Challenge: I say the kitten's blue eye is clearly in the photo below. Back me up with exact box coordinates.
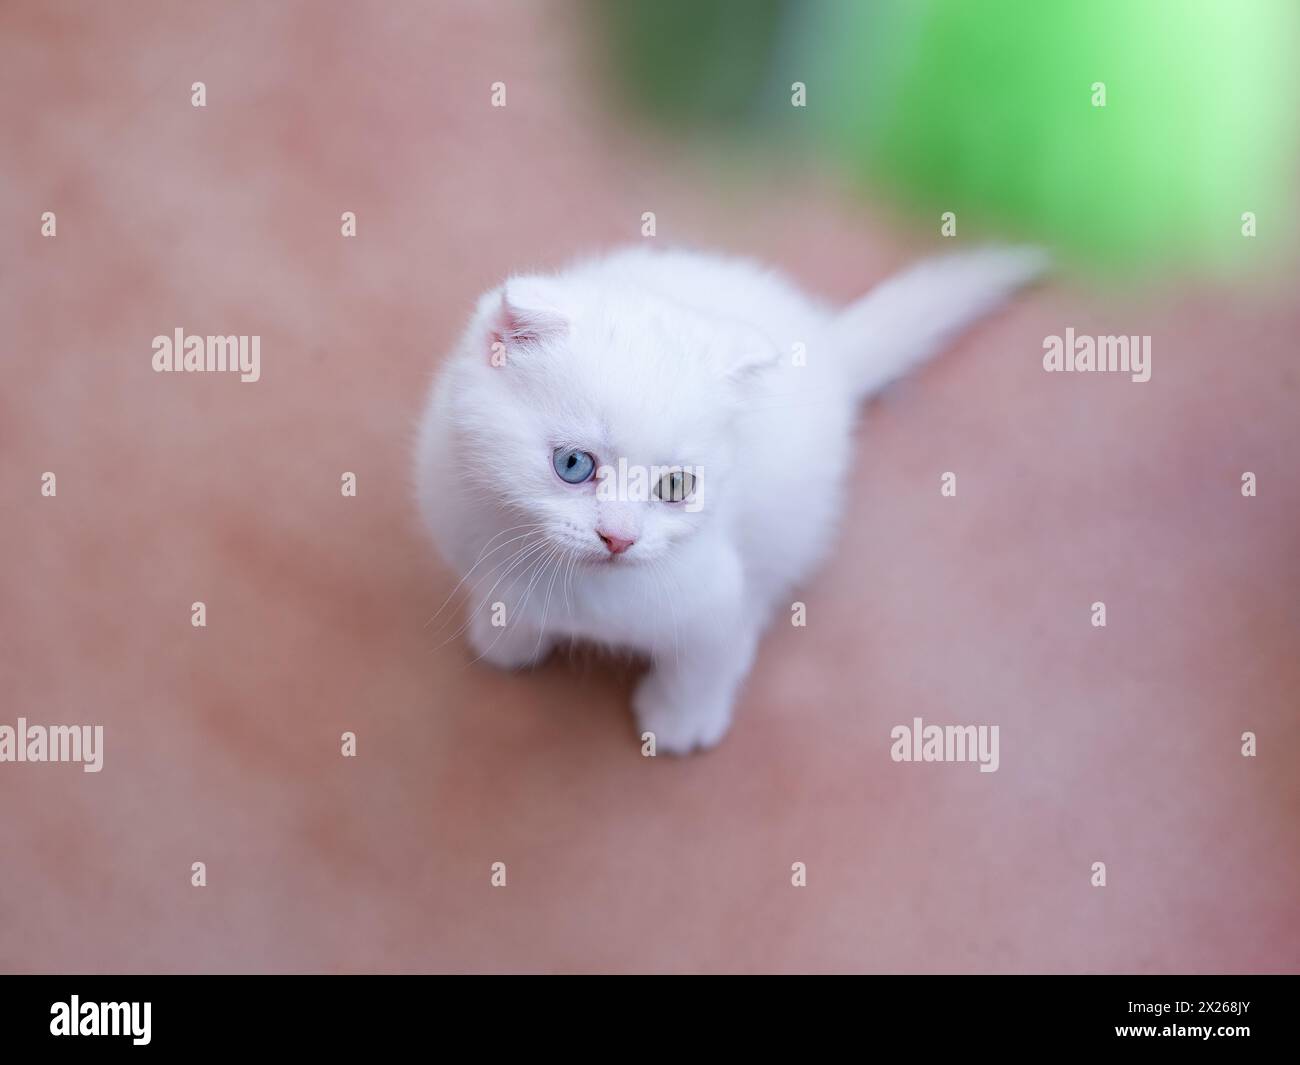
[553,447,596,484]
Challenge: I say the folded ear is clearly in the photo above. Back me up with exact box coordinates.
[715,323,781,382]
[487,279,568,365]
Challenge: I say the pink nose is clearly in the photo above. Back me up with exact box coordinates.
[597,530,635,556]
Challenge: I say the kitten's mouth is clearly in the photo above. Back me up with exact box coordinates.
[554,536,643,565]
[584,548,636,565]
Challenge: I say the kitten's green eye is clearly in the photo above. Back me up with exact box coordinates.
[553,447,596,484]
[654,470,695,503]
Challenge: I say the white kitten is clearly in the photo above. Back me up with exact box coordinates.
[415,245,1044,753]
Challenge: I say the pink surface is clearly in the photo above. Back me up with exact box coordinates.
[1,1,1297,972]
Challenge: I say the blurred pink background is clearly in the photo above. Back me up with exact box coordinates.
[1,1,1297,972]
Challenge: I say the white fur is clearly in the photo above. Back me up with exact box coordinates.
[415,245,1045,753]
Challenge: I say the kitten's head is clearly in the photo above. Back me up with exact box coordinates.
[448,266,777,566]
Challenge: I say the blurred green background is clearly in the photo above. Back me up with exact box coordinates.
[593,0,1299,275]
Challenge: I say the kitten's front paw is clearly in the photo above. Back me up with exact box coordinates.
[633,676,734,755]
[467,610,553,670]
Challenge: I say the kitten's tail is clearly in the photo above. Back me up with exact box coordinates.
[834,246,1048,401]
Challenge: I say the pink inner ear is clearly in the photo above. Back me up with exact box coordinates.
[488,292,566,360]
